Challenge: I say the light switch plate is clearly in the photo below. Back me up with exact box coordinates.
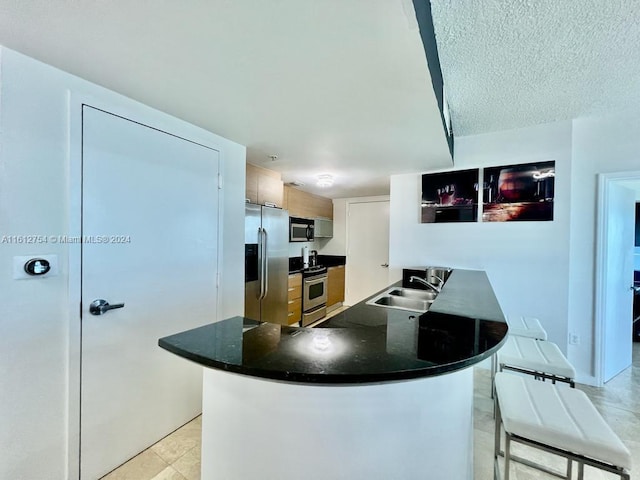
[13,254,59,279]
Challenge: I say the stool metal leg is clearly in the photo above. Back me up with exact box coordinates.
[494,400,501,459]
[504,433,512,480]
[491,354,497,398]
[578,461,584,480]
[494,400,503,480]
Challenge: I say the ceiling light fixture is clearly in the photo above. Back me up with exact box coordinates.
[316,174,334,188]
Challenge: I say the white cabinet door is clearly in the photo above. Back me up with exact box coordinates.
[81,106,219,479]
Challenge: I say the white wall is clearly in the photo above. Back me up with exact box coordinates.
[0,47,245,479]
[390,121,573,364]
[568,113,640,383]
[390,114,640,385]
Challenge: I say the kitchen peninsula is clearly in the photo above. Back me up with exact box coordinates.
[159,269,507,480]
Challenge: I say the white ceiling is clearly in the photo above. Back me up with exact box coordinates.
[0,0,453,198]
[431,0,640,136]
[3,2,635,198]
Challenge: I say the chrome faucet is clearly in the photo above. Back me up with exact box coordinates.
[409,276,441,293]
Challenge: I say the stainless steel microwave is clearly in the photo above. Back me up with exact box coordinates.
[289,217,314,242]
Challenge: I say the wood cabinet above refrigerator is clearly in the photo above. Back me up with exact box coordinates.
[246,163,284,208]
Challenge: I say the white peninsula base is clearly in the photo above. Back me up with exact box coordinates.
[201,367,474,480]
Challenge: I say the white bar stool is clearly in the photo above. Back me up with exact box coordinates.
[505,315,547,340]
[494,372,631,480]
[497,335,576,387]
[490,315,548,397]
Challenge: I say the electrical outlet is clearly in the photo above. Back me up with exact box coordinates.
[569,333,580,345]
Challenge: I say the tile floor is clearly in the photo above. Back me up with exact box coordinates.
[102,416,201,480]
[104,343,640,480]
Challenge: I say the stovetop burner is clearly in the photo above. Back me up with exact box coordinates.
[302,265,327,276]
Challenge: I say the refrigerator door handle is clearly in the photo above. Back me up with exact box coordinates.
[257,227,265,300]
[262,228,269,299]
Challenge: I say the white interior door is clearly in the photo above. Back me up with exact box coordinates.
[81,106,219,479]
[602,182,635,382]
[346,201,390,305]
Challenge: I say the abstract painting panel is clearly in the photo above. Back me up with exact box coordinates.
[421,169,479,223]
[482,161,555,222]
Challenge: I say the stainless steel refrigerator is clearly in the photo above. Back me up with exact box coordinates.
[244,204,289,324]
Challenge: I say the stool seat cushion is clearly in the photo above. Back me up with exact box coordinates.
[495,373,632,470]
[498,336,576,379]
[505,315,547,340]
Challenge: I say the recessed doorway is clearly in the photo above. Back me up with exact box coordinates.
[596,171,640,384]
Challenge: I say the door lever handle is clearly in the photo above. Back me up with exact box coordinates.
[89,299,125,316]
[381,263,389,268]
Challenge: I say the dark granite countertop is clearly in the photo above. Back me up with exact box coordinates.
[158,269,508,384]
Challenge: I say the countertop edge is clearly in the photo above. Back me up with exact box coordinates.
[158,336,506,385]
[159,268,508,384]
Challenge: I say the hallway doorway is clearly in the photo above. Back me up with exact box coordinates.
[596,171,640,384]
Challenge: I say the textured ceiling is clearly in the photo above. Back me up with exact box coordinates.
[0,0,452,198]
[431,0,640,136]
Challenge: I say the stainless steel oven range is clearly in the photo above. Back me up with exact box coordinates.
[302,265,327,326]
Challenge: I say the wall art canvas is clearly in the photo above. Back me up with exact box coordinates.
[421,169,479,223]
[482,161,555,222]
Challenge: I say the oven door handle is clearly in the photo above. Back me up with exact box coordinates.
[304,276,326,285]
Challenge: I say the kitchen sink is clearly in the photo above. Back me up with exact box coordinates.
[387,288,437,302]
[366,287,436,313]
[374,296,431,311]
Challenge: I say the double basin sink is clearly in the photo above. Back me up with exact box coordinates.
[366,287,438,313]
[365,267,451,314]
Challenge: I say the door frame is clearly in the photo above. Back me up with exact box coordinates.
[595,170,640,386]
[66,93,225,479]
